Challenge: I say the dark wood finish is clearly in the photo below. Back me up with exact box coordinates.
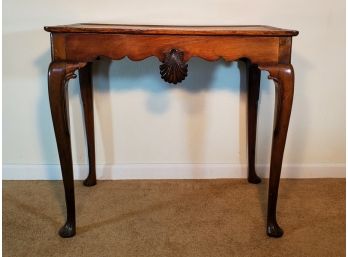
[44,24,299,36]
[247,63,261,184]
[259,64,295,237]
[48,61,87,237]
[79,63,97,186]
[51,34,281,63]
[278,37,293,64]
[160,49,188,84]
[45,24,298,238]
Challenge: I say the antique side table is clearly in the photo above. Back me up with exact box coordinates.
[44,24,299,238]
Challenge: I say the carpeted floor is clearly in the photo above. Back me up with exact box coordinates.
[3,179,345,257]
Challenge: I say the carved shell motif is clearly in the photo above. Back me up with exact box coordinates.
[159,49,188,84]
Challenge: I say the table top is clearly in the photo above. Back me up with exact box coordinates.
[44,23,299,36]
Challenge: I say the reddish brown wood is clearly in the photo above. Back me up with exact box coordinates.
[48,61,87,237]
[278,37,293,64]
[50,33,66,60]
[44,24,299,36]
[258,64,295,237]
[79,63,96,186]
[52,34,281,63]
[45,24,298,238]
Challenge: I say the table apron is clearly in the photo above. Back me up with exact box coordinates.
[51,33,290,64]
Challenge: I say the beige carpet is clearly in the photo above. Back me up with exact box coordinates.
[3,179,345,257]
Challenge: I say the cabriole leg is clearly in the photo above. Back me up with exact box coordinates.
[259,64,294,238]
[247,63,262,184]
[79,63,97,187]
[48,61,86,238]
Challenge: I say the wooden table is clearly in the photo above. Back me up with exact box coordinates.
[44,24,299,238]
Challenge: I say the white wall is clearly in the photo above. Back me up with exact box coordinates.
[3,0,345,179]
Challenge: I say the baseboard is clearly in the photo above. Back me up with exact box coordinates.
[2,163,345,180]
